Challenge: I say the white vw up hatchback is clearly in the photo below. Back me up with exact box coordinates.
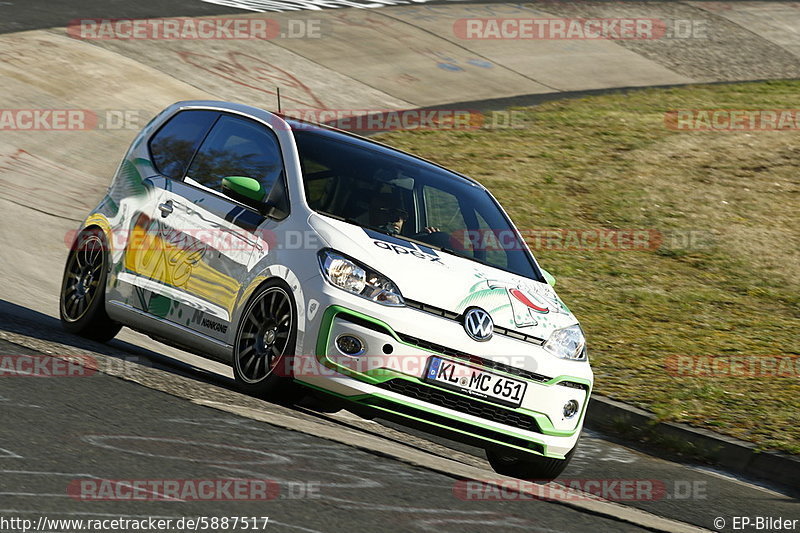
[60,101,592,480]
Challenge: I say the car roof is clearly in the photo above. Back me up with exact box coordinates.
[279,116,488,191]
[168,100,488,191]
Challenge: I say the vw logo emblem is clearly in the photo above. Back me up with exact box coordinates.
[463,307,493,341]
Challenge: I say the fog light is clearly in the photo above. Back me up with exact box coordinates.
[336,334,364,356]
[563,400,579,419]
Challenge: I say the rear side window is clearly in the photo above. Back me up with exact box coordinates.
[186,115,284,194]
[148,110,218,180]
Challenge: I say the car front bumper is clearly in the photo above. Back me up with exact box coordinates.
[294,281,593,459]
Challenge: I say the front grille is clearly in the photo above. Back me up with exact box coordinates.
[396,332,551,383]
[336,314,551,383]
[404,299,460,320]
[376,378,541,433]
[395,332,471,358]
[364,397,545,455]
[404,298,546,345]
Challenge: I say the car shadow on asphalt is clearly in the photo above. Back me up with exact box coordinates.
[0,298,234,389]
[0,298,353,416]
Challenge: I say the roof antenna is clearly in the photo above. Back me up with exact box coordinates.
[276,87,282,113]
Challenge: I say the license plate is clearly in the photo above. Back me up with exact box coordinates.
[424,356,527,408]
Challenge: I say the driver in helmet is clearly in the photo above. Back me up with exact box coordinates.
[369,192,439,236]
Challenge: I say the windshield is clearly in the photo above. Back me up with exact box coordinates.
[294,128,541,280]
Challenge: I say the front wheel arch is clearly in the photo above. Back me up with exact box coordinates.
[231,277,303,402]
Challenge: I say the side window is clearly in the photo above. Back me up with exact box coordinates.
[185,115,284,196]
[148,110,218,180]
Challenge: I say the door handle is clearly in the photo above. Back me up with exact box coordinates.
[158,201,174,218]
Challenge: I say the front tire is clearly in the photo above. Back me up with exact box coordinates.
[232,280,301,402]
[486,443,577,481]
[59,227,121,342]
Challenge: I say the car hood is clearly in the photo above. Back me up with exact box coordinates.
[309,213,579,339]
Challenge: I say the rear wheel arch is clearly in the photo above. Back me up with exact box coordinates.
[59,225,121,342]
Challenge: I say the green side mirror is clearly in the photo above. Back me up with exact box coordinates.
[222,175,289,220]
[221,176,271,214]
[222,176,265,202]
[541,268,556,286]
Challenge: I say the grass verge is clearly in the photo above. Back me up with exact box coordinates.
[375,81,800,454]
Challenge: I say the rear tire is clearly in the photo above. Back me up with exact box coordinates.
[59,227,121,342]
[486,443,577,481]
[232,280,302,403]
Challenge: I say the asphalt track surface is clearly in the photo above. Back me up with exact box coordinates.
[1,338,652,533]
[1,303,798,533]
[0,1,798,532]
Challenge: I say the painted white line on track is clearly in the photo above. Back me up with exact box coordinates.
[0,470,94,477]
[198,399,711,533]
[687,465,795,499]
[0,447,22,458]
[0,493,75,497]
[202,0,441,13]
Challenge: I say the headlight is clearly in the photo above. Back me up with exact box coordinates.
[544,325,587,361]
[318,250,404,306]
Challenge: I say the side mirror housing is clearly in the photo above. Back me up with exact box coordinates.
[221,176,274,216]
